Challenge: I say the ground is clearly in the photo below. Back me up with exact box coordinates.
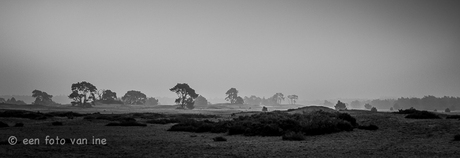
[1,105,460,157]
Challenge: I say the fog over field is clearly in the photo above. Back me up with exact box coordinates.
[1,0,459,101]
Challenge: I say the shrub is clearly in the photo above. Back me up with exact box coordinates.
[0,110,51,120]
[396,107,419,114]
[14,122,24,127]
[405,111,441,119]
[47,111,85,117]
[370,107,377,112]
[0,121,9,128]
[52,121,63,126]
[213,136,227,142]
[282,131,305,141]
[106,121,147,126]
[168,110,357,137]
[358,124,378,130]
[147,118,181,124]
[454,134,460,141]
[446,115,460,119]
[445,108,451,113]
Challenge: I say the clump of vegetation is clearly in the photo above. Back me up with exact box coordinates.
[106,121,147,127]
[0,121,9,128]
[52,121,63,126]
[454,134,460,141]
[147,118,183,124]
[14,122,24,127]
[395,107,419,114]
[0,110,50,120]
[370,107,377,112]
[357,124,378,130]
[47,111,86,117]
[445,108,451,113]
[405,111,441,119]
[282,131,305,141]
[169,110,356,137]
[83,114,136,122]
[446,115,460,119]
[213,136,227,142]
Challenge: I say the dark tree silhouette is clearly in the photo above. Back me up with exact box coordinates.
[364,103,372,109]
[225,88,239,104]
[0,98,5,103]
[287,95,298,104]
[68,81,97,107]
[32,90,54,105]
[122,90,147,105]
[335,100,347,110]
[170,83,198,109]
[145,97,159,105]
[195,95,209,106]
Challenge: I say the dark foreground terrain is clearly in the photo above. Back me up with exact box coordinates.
[1,107,460,158]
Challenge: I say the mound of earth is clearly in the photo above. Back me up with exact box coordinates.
[287,105,336,114]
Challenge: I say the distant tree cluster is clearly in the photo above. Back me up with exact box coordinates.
[243,93,295,106]
[32,90,58,105]
[0,97,26,105]
[335,101,347,110]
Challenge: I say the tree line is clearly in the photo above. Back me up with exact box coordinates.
[347,95,460,111]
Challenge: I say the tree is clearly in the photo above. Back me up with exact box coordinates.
[390,107,394,111]
[371,107,377,112]
[170,83,198,109]
[68,81,97,107]
[235,96,244,104]
[272,93,285,104]
[32,90,54,105]
[335,100,347,110]
[0,98,4,103]
[145,97,159,105]
[194,95,209,106]
[287,95,298,104]
[122,90,147,105]
[225,88,239,104]
[364,103,372,109]
[101,90,117,101]
[262,106,268,112]
[445,108,451,113]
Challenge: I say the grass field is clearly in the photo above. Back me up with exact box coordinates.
[1,104,460,157]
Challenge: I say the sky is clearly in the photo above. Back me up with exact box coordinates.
[1,0,459,101]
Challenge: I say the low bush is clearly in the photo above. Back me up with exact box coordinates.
[454,134,460,141]
[357,124,378,130]
[52,121,63,126]
[0,110,51,120]
[282,131,305,141]
[146,118,185,124]
[213,136,227,142]
[0,121,9,128]
[106,121,147,127]
[168,110,357,137]
[445,108,451,113]
[14,122,24,127]
[370,107,377,112]
[446,115,460,119]
[396,107,419,114]
[47,111,86,117]
[405,111,441,119]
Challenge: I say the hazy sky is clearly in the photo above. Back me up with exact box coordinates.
[1,0,459,100]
